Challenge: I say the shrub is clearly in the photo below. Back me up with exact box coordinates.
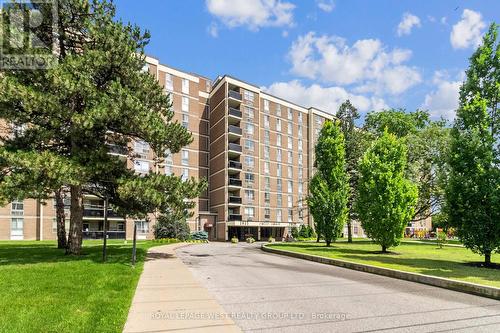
[190,231,208,241]
[231,236,239,244]
[154,215,191,241]
[268,236,275,243]
[291,227,299,238]
[246,237,255,243]
[299,225,309,238]
[436,229,447,249]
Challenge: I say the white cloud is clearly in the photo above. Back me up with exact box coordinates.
[422,71,462,120]
[207,22,218,37]
[397,12,421,36]
[288,32,421,95]
[450,9,485,49]
[264,80,388,114]
[440,16,447,25]
[317,0,335,13]
[206,0,295,31]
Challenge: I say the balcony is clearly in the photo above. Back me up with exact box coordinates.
[228,178,242,187]
[228,214,243,221]
[228,160,242,169]
[83,208,122,218]
[229,107,242,120]
[228,90,242,101]
[83,230,126,240]
[228,196,242,205]
[107,143,128,156]
[228,125,242,136]
[228,143,242,158]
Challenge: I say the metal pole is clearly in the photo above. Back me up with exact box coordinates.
[102,196,108,262]
[132,222,137,266]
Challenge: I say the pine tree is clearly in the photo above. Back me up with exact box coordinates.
[356,131,418,252]
[308,121,349,246]
[0,0,204,254]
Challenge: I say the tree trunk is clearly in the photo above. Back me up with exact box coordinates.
[66,185,84,255]
[485,251,492,266]
[347,220,352,243]
[316,234,320,243]
[55,188,67,249]
[326,239,331,247]
[381,245,387,253]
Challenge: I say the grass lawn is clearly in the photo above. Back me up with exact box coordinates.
[0,240,167,333]
[268,240,500,288]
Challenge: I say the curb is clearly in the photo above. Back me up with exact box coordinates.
[261,244,500,301]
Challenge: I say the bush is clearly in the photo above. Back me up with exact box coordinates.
[246,237,255,243]
[231,236,239,244]
[190,231,208,241]
[154,215,191,241]
[436,229,447,249]
[291,227,299,238]
[268,237,275,243]
[299,225,309,238]
[152,238,180,244]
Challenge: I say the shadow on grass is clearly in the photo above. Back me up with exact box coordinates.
[0,242,149,266]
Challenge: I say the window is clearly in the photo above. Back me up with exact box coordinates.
[135,220,149,234]
[264,130,270,145]
[11,218,23,239]
[165,73,173,91]
[298,182,303,195]
[298,112,303,124]
[298,139,303,151]
[264,161,270,174]
[277,149,282,162]
[276,104,281,117]
[134,160,149,174]
[142,64,149,73]
[287,151,293,163]
[264,146,270,160]
[245,156,255,168]
[245,173,255,184]
[246,123,254,135]
[315,115,322,126]
[277,194,282,207]
[181,149,189,166]
[277,164,282,177]
[264,99,270,112]
[276,210,282,222]
[288,136,293,149]
[244,90,254,103]
[206,80,211,92]
[134,140,149,156]
[265,177,271,190]
[165,165,173,176]
[288,209,293,222]
[264,192,270,204]
[276,119,281,131]
[165,149,173,165]
[265,208,270,219]
[288,108,293,120]
[298,125,303,138]
[245,139,254,152]
[277,179,282,192]
[11,200,24,216]
[288,122,293,135]
[287,166,293,178]
[288,180,293,193]
[182,96,189,112]
[298,153,303,166]
[298,168,303,179]
[264,115,270,128]
[245,106,254,119]
[182,78,189,94]
[245,190,255,202]
[245,207,255,218]
[181,168,189,181]
[182,114,189,129]
[288,195,293,208]
[276,134,282,147]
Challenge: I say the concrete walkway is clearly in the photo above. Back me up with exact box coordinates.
[123,243,241,333]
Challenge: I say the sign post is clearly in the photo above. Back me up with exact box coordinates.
[132,222,137,266]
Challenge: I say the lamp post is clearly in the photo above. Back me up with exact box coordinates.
[102,195,108,262]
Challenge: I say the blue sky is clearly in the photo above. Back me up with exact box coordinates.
[114,0,500,120]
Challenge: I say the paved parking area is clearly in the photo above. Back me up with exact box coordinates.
[177,242,500,333]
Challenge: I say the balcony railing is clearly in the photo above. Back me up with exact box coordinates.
[107,143,128,156]
[82,231,126,240]
[229,107,242,118]
[228,214,243,221]
[228,143,242,153]
[228,161,242,169]
[228,178,242,187]
[228,90,242,101]
[228,196,242,204]
[228,125,242,136]
[83,208,122,218]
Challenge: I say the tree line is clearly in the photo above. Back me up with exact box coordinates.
[309,23,499,266]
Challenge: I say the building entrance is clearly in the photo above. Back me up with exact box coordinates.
[227,226,258,241]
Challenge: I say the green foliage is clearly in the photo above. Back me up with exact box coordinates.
[191,231,208,241]
[308,121,350,246]
[0,0,205,254]
[299,225,309,238]
[246,237,255,244]
[153,214,191,241]
[436,230,447,249]
[446,24,500,266]
[231,237,239,244]
[356,131,418,252]
[291,227,299,238]
[364,109,429,138]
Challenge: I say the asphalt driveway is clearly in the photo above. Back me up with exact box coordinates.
[176,242,500,333]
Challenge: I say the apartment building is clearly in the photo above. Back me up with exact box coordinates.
[0,55,345,242]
